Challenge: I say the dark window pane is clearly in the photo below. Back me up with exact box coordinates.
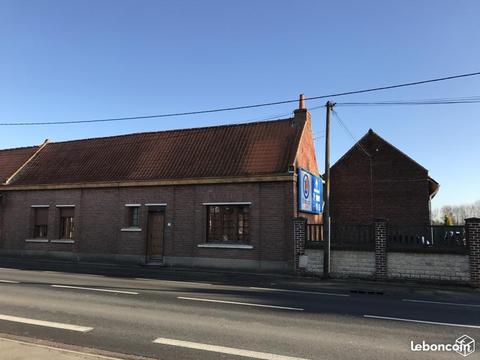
[33,208,48,238]
[129,207,140,227]
[59,208,74,239]
[206,205,250,243]
[35,208,48,225]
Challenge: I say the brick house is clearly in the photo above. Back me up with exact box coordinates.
[330,129,439,226]
[0,104,320,272]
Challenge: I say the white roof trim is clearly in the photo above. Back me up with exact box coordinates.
[145,203,167,206]
[125,204,141,207]
[30,205,50,208]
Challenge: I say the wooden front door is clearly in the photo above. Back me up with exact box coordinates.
[147,211,164,261]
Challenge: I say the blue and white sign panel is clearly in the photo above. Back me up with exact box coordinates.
[298,168,323,214]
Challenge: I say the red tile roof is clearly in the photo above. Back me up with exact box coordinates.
[5,118,305,186]
[0,146,39,184]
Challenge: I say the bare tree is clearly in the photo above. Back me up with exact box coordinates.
[432,200,480,225]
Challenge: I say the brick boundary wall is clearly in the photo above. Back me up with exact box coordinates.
[466,217,480,288]
[293,217,307,272]
[374,218,387,280]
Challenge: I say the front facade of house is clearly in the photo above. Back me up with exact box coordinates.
[330,129,439,226]
[0,106,320,272]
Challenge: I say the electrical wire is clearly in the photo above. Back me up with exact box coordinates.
[2,71,480,126]
[332,110,371,157]
[336,95,480,107]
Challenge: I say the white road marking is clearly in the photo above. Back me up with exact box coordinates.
[0,280,20,284]
[51,285,138,295]
[249,287,349,297]
[153,337,310,360]
[364,315,480,329]
[402,298,480,308]
[0,314,93,332]
[0,336,124,360]
[178,296,304,311]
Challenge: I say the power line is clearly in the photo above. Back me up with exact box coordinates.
[2,71,480,126]
[332,110,371,157]
[336,95,480,106]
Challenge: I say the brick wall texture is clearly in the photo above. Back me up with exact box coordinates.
[374,220,387,279]
[0,181,298,270]
[330,130,434,226]
[466,218,480,287]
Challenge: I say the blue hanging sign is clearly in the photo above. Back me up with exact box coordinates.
[298,168,323,214]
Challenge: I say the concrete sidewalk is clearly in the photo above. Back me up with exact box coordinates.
[0,337,146,360]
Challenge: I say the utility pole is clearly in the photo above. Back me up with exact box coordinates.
[323,101,334,278]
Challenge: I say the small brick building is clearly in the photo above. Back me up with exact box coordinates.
[330,129,439,226]
[0,105,320,272]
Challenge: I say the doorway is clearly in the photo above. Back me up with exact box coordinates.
[146,210,165,262]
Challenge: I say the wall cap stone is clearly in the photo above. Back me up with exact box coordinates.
[465,217,480,223]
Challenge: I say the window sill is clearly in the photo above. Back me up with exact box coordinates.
[197,243,253,249]
[51,239,75,244]
[25,239,49,243]
[121,228,142,232]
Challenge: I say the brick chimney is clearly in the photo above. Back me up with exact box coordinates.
[292,93,311,128]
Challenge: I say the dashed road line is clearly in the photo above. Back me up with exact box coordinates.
[402,298,480,308]
[364,315,480,329]
[153,337,310,360]
[178,296,304,311]
[51,284,138,295]
[249,287,349,297]
[0,314,93,332]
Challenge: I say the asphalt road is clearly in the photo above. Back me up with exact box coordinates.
[0,264,479,360]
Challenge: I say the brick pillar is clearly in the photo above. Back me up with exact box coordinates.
[293,217,307,271]
[466,217,480,288]
[374,218,388,280]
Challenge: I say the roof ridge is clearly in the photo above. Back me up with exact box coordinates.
[48,117,294,146]
[0,145,39,153]
[331,129,429,173]
[366,129,428,172]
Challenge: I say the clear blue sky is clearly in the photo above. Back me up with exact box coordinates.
[1,0,479,208]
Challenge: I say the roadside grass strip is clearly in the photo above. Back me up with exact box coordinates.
[153,337,310,360]
[177,296,304,311]
[364,315,480,329]
[51,284,138,295]
[0,314,93,332]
